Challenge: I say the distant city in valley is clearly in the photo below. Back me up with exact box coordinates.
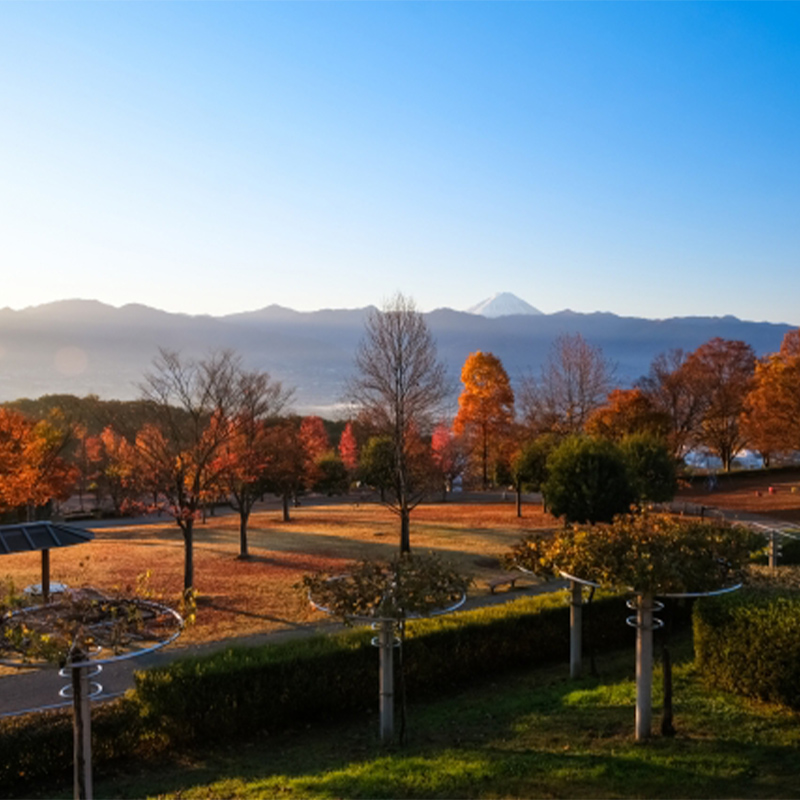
[0,294,795,414]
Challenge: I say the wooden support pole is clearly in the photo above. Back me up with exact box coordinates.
[635,594,654,741]
[71,657,93,800]
[569,580,583,679]
[379,620,395,743]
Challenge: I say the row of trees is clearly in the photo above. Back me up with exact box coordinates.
[449,329,800,493]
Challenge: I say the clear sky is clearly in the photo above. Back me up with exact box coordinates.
[1,2,798,324]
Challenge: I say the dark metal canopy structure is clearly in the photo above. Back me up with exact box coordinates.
[0,521,94,602]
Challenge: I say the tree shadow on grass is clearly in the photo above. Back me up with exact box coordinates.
[86,643,800,800]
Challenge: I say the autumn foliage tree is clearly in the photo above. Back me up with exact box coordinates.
[0,408,78,520]
[299,416,330,489]
[741,328,800,464]
[683,338,755,471]
[215,371,291,558]
[91,426,139,515]
[638,349,706,459]
[585,388,670,442]
[261,418,307,522]
[453,351,515,489]
[431,423,467,499]
[135,349,263,592]
[338,421,359,473]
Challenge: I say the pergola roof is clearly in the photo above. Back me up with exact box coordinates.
[0,521,94,555]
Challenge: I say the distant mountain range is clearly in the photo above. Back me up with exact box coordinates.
[0,298,795,415]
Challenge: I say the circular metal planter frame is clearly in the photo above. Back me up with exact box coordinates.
[1,598,184,671]
[1,596,183,800]
[309,581,467,743]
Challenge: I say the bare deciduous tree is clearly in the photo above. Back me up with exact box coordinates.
[521,333,615,436]
[349,294,448,553]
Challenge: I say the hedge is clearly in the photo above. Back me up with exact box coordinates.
[0,590,692,795]
[694,589,800,708]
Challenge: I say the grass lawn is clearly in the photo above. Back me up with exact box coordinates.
[81,633,800,799]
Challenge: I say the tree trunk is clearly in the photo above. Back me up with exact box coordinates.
[238,510,250,559]
[282,493,291,522]
[516,479,522,518]
[182,519,194,593]
[400,508,411,554]
[41,549,51,605]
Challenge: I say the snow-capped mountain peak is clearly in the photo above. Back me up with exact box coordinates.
[466,292,543,318]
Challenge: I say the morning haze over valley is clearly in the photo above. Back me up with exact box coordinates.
[0,292,793,413]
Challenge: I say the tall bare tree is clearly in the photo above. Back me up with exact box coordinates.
[521,333,614,436]
[349,294,448,553]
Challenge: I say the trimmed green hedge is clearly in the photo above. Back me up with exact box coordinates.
[694,589,800,708]
[0,590,691,795]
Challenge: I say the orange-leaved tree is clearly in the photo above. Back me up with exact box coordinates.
[261,417,307,522]
[214,371,292,558]
[683,338,755,471]
[0,408,77,520]
[134,349,253,593]
[338,421,359,473]
[299,415,330,490]
[92,426,140,515]
[585,388,670,442]
[431,423,467,499]
[741,328,800,464]
[453,351,515,489]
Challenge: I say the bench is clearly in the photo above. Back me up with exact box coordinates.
[487,574,520,594]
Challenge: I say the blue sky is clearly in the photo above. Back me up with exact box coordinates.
[1,2,798,324]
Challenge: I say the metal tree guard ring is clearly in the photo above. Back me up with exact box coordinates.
[59,663,104,701]
[626,597,665,630]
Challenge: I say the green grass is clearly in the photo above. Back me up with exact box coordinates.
[76,633,800,800]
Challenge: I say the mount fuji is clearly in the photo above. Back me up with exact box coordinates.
[466,292,543,317]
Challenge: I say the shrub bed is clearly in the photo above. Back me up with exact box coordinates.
[694,589,800,708]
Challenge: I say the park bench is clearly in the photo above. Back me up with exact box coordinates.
[487,573,521,594]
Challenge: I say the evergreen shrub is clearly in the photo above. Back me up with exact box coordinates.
[694,589,800,708]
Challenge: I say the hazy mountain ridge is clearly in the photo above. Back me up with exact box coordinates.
[0,300,794,414]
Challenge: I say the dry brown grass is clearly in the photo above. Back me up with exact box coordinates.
[7,468,795,658]
[1,500,556,649]
[679,467,800,523]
